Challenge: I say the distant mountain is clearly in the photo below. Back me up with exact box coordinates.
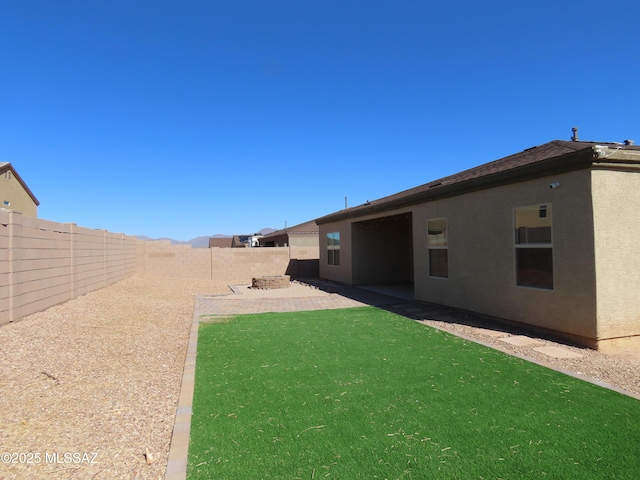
[136,235,220,248]
[186,236,215,248]
[136,228,277,248]
[136,235,190,245]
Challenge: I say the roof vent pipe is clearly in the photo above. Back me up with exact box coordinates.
[571,127,579,142]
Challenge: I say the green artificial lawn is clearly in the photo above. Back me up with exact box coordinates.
[188,307,640,479]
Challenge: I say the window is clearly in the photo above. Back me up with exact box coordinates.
[428,218,448,278]
[327,232,340,266]
[3,201,9,206]
[514,204,553,289]
[3,171,11,180]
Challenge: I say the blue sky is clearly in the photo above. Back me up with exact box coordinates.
[1,1,638,240]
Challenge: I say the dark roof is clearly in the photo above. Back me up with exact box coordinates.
[0,162,40,206]
[316,139,640,224]
[231,235,246,247]
[261,219,319,239]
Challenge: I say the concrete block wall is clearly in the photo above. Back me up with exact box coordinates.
[0,212,14,323]
[2,212,319,325]
[0,216,9,322]
[136,242,298,284]
[136,240,212,279]
[9,215,73,322]
[0,210,137,325]
[211,247,291,283]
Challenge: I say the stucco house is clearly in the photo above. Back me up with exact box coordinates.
[209,235,261,248]
[258,220,319,248]
[0,162,39,217]
[259,220,320,277]
[209,237,234,248]
[315,138,640,351]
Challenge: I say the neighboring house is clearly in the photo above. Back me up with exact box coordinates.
[315,138,640,351]
[259,220,320,277]
[236,234,263,247]
[258,220,319,248]
[209,235,261,248]
[0,162,39,217]
[249,233,263,247]
[233,235,248,247]
[209,237,233,248]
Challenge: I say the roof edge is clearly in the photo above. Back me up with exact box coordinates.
[316,143,599,225]
[0,162,40,206]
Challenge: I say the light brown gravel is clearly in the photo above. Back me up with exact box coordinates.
[0,275,229,480]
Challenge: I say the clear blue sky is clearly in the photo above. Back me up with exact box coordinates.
[1,1,638,240]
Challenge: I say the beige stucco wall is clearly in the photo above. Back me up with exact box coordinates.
[591,169,640,344]
[318,218,354,285]
[289,234,319,260]
[319,169,604,345]
[0,173,37,216]
[413,169,598,342]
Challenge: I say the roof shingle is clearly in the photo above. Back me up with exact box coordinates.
[316,139,640,224]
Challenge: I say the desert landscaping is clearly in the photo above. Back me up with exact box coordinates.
[1,274,639,479]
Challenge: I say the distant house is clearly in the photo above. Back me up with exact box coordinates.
[209,237,233,248]
[259,220,319,248]
[236,234,263,247]
[209,234,262,248]
[249,233,263,247]
[0,162,39,217]
[259,220,320,277]
[315,138,640,351]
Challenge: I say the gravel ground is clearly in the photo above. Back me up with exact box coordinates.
[0,275,230,480]
[1,275,638,480]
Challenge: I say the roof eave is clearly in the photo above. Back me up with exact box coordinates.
[0,163,40,206]
[316,147,596,225]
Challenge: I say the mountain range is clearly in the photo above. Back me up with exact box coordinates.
[136,228,277,248]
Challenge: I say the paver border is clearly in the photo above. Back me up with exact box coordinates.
[164,311,200,480]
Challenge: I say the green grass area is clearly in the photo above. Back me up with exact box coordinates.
[188,307,640,479]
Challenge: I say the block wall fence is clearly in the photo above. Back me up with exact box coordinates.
[0,210,138,325]
[136,239,296,282]
[1,211,319,325]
